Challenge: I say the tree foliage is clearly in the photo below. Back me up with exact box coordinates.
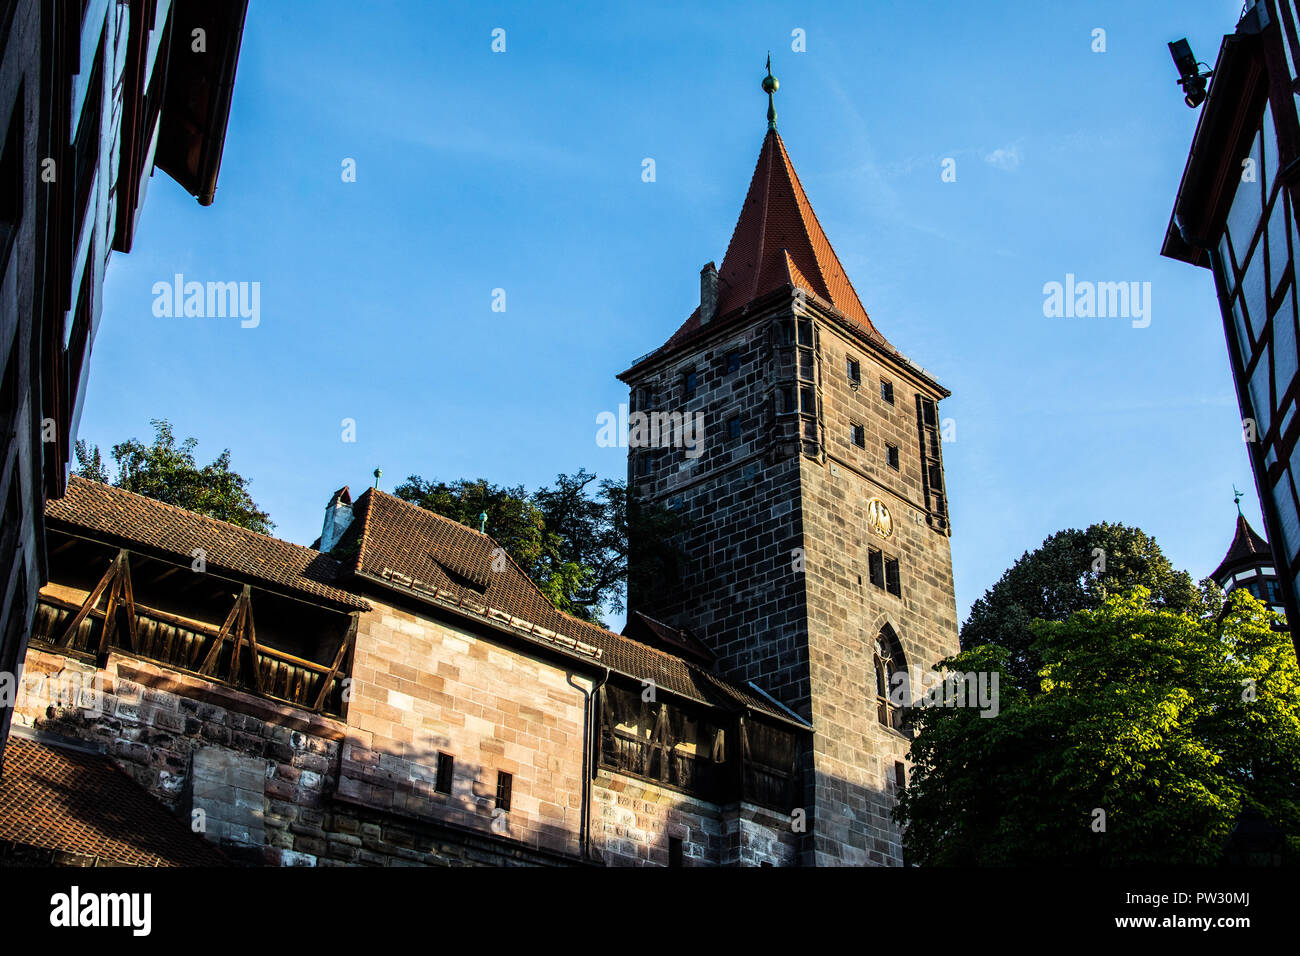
[961,522,1216,690]
[74,419,273,534]
[394,469,686,625]
[898,589,1300,865]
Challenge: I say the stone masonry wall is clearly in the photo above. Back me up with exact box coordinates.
[800,318,961,865]
[593,768,799,867]
[12,645,574,866]
[625,312,813,716]
[341,596,592,859]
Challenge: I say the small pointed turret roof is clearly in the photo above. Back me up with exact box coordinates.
[1212,512,1274,582]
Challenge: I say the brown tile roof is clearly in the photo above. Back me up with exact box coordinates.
[341,490,809,728]
[623,611,715,667]
[0,732,229,866]
[46,477,369,612]
[1212,512,1275,581]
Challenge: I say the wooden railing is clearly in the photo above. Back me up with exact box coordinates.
[600,725,724,800]
[31,593,353,718]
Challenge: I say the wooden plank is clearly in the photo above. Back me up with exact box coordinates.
[98,558,121,656]
[243,587,264,695]
[228,586,250,685]
[150,565,180,586]
[56,557,117,648]
[119,550,139,652]
[197,591,245,676]
[311,614,358,712]
[49,538,78,559]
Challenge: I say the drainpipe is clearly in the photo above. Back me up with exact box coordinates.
[567,667,609,863]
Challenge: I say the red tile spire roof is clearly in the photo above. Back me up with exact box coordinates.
[639,128,898,366]
[716,129,877,330]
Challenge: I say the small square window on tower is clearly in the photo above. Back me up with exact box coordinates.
[800,386,816,415]
[868,548,885,589]
[496,770,513,811]
[880,379,895,405]
[683,369,698,399]
[435,753,454,794]
[886,443,899,469]
[885,557,901,596]
[850,422,865,447]
[728,415,742,439]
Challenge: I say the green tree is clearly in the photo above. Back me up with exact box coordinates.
[961,522,1213,690]
[394,470,686,625]
[896,588,1300,865]
[74,419,273,534]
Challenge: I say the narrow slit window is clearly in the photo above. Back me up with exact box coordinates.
[496,770,513,811]
[886,443,899,470]
[728,415,742,439]
[847,357,861,385]
[669,836,683,867]
[779,386,796,414]
[880,380,895,405]
[435,753,454,794]
[885,557,901,596]
[851,423,865,448]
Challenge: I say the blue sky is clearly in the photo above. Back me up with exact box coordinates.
[83,0,1253,630]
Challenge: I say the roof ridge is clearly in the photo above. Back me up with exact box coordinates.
[749,128,775,305]
[782,247,814,293]
[368,487,496,540]
[771,132,872,326]
[361,487,552,601]
[64,476,344,568]
[771,134,833,302]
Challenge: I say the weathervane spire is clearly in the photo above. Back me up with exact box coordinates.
[1234,484,1244,516]
[763,53,779,131]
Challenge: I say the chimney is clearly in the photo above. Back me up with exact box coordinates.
[700,262,718,325]
[320,486,354,553]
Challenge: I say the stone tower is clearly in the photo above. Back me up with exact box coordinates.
[617,69,960,866]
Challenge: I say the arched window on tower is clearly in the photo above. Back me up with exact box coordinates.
[874,626,908,731]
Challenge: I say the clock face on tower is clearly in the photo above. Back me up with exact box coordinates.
[866,497,893,539]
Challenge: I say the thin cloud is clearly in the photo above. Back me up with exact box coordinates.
[984,145,1022,171]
